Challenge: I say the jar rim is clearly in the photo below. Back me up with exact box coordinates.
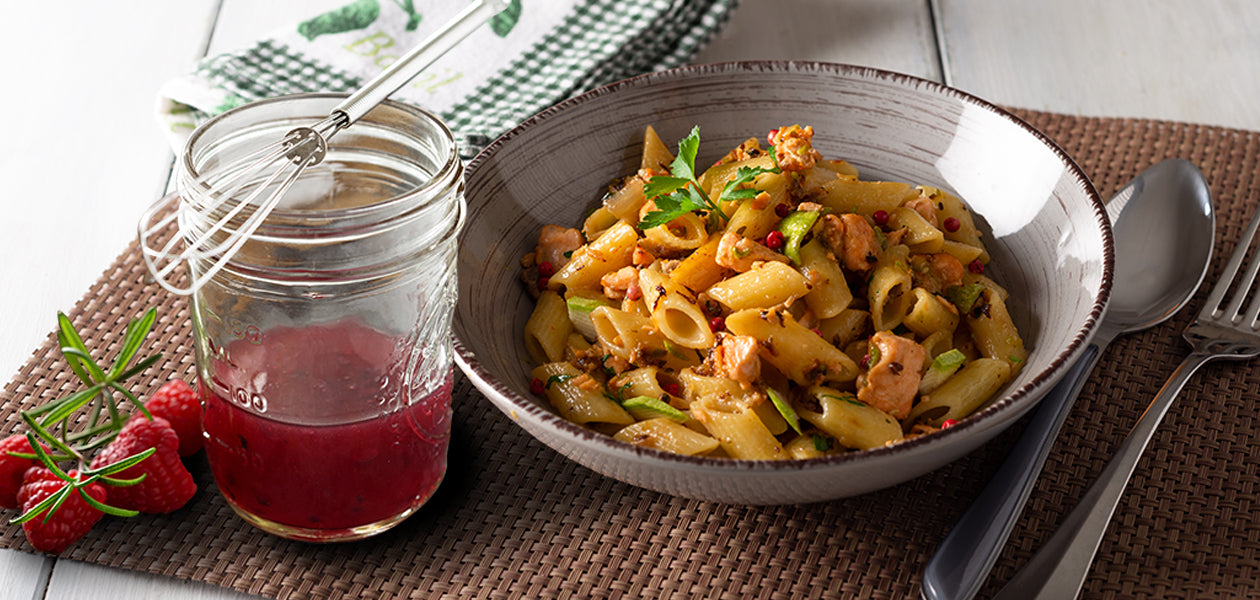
[181,93,461,222]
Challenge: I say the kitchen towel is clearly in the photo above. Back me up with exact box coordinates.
[158,0,739,158]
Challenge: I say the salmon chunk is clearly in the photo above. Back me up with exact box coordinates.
[857,331,926,419]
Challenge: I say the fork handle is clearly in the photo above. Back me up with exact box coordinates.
[992,350,1214,600]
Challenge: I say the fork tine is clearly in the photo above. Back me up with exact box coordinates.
[1206,207,1260,323]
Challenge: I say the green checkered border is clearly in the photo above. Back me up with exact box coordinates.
[191,0,739,159]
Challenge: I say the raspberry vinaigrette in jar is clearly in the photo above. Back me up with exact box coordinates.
[179,95,463,542]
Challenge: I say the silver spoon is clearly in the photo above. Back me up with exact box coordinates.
[920,158,1215,600]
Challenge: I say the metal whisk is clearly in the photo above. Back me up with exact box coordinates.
[138,0,507,295]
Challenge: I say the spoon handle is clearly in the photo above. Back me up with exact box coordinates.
[992,350,1214,600]
[921,341,1102,600]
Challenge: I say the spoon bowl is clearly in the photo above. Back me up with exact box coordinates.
[1105,159,1215,329]
[922,158,1214,600]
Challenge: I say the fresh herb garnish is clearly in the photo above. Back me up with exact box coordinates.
[639,126,779,230]
[812,434,833,452]
[545,374,575,389]
[8,309,163,526]
[603,381,633,403]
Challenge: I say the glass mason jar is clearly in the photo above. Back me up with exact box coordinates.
[178,95,464,542]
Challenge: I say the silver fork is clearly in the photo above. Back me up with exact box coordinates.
[993,205,1260,599]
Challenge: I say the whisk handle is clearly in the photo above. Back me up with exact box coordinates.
[333,0,509,124]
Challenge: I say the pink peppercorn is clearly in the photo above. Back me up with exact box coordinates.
[709,316,726,331]
[529,378,546,396]
[662,382,682,397]
[765,230,786,250]
[968,259,984,274]
[859,354,871,369]
[943,217,961,233]
[538,276,551,289]
[940,419,959,429]
[774,203,791,218]
[537,260,556,277]
[872,210,890,227]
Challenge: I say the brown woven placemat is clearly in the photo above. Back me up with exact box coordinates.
[3,109,1259,600]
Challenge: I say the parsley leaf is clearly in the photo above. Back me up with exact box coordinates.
[719,165,776,202]
[671,127,701,181]
[638,126,780,231]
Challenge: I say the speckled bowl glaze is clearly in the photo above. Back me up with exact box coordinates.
[454,62,1113,505]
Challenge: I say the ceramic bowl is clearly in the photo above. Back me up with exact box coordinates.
[454,62,1112,504]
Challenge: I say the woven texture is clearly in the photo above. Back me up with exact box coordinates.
[3,109,1260,599]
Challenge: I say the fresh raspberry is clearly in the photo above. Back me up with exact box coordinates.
[134,379,202,456]
[90,417,195,514]
[0,435,46,509]
[17,468,106,554]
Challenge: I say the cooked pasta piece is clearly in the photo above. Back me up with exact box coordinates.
[524,291,572,364]
[641,125,674,173]
[639,267,715,349]
[550,221,638,292]
[691,394,786,460]
[724,308,859,384]
[909,358,1012,425]
[532,363,634,426]
[795,386,903,451]
[669,236,733,292]
[614,418,720,455]
[815,178,917,215]
[868,244,914,331]
[799,238,853,319]
[706,260,812,310]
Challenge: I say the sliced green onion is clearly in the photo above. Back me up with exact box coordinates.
[621,396,689,422]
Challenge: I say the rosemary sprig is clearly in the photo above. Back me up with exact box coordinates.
[4,308,163,524]
[28,309,161,451]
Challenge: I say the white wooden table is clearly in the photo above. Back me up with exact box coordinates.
[2,1,1257,598]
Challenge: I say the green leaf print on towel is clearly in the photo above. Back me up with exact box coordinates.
[392,0,423,31]
[490,0,522,37]
[297,0,382,41]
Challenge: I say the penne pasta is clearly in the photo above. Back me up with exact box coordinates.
[867,244,914,331]
[724,308,859,384]
[550,221,638,292]
[614,418,720,455]
[796,386,903,451]
[531,363,634,426]
[639,267,716,349]
[909,358,1012,425]
[524,291,572,364]
[705,260,812,311]
[799,238,853,319]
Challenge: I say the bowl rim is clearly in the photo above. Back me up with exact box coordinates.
[457,60,1114,473]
